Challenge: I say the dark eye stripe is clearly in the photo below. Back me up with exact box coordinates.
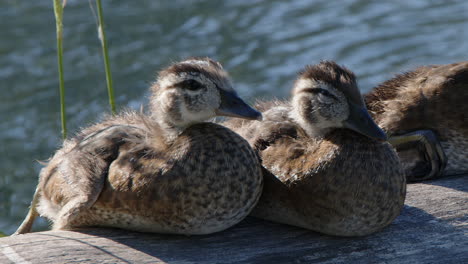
[300,88,339,101]
[176,79,204,91]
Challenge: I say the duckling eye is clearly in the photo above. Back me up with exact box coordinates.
[317,89,335,98]
[317,90,338,104]
[180,79,204,91]
[304,88,338,102]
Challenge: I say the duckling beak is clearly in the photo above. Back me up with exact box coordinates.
[342,103,387,141]
[216,89,263,121]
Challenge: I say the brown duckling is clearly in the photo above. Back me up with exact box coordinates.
[14,57,263,235]
[365,61,468,181]
[224,61,406,237]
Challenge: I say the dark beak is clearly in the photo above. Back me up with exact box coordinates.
[215,89,262,120]
[342,102,387,141]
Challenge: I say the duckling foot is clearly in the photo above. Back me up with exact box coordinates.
[389,130,447,182]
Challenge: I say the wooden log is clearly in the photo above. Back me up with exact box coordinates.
[1,175,467,264]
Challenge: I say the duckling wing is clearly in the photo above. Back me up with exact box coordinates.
[423,62,468,131]
[37,124,147,229]
[250,121,299,151]
[222,100,297,150]
[42,124,146,198]
[365,61,468,134]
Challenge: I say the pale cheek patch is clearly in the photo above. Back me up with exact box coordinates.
[183,108,216,124]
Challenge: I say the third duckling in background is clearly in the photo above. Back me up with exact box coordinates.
[224,61,406,237]
[365,61,468,181]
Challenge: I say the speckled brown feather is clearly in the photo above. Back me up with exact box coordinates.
[38,115,262,234]
[254,128,405,236]
[365,61,468,175]
[15,58,264,235]
[225,114,405,236]
[223,62,405,236]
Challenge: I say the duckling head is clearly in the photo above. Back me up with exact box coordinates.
[290,61,387,141]
[149,57,262,134]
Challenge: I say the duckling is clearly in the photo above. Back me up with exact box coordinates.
[365,61,468,181]
[14,57,263,235]
[224,61,406,237]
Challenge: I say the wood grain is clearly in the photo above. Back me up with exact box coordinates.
[1,175,467,264]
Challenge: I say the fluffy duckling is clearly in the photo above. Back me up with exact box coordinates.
[365,61,468,181]
[15,57,263,235]
[224,61,406,236]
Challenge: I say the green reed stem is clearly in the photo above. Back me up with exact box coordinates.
[53,0,67,139]
[96,0,116,114]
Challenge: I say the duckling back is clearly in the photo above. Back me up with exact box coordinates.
[365,61,468,176]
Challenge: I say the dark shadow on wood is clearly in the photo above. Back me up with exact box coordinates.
[418,173,467,192]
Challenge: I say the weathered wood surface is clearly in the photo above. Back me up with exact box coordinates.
[1,175,467,264]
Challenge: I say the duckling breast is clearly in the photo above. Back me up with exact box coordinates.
[258,129,406,236]
[302,130,406,236]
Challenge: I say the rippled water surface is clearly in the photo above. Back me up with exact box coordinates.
[1,0,467,234]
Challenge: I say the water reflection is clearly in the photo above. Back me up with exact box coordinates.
[1,0,467,234]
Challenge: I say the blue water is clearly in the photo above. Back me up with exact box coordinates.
[1,0,467,235]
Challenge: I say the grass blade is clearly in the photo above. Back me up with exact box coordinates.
[53,0,67,139]
[96,0,116,114]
